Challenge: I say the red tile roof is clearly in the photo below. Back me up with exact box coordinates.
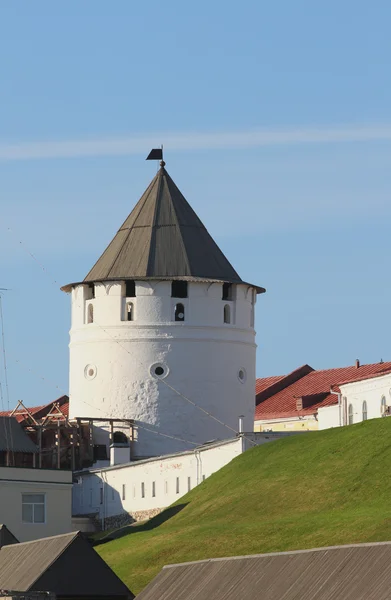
[255,362,391,421]
[255,375,284,395]
[0,396,69,423]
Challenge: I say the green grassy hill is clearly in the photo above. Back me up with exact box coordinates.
[97,418,391,594]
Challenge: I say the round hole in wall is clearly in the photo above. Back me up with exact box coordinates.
[151,363,169,379]
[238,368,247,383]
[84,364,97,380]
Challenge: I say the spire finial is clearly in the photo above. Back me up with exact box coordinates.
[160,160,166,168]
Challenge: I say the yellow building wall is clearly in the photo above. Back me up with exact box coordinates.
[0,467,72,542]
[254,417,318,432]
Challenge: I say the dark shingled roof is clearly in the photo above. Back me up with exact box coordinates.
[136,542,391,600]
[0,417,38,453]
[0,525,18,549]
[0,531,133,599]
[62,166,264,292]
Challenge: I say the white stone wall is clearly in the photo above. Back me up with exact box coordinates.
[318,404,341,430]
[316,373,391,429]
[339,373,391,425]
[72,437,244,524]
[68,280,257,457]
[72,432,304,528]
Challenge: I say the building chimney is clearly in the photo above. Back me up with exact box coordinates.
[238,415,244,434]
[355,359,360,369]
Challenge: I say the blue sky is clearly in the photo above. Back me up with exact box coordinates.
[0,0,390,408]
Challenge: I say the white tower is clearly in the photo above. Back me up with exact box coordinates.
[62,161,265,458]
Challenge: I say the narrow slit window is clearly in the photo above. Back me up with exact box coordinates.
[176,477,180,494]
[348,404,354,425]
[87,304,94,324]
[172,281,188,298]
[224,304,231,324]
[126,302,133,322]
[175,303,185,322]
[89,284,95,298]
[362,401,368,421]
[187,477,191,492]
[122,484,126,501]
[125,280,136,297]
[141,482,145,498]
[222,283,232,300]
[152,481,156,497]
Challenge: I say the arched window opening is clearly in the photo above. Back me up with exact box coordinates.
[87,304,94,324]
[224,304,231,324]
[113,431,128,444]
[172,281,188,298]
[362,401,368,421]
[348,403,354,425]
[126,302,133,322]
[381,395,387,416]
[175,303,185,322]
[125,280,136,297]
[222,283,233,301]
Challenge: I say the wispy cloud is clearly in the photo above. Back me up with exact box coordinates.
[1,124,391,161]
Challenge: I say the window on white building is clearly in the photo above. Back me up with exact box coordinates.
[348,404,354,425]
[152,481,156,497]
[223,304,231,324]
[126,302,134,321]
[381,396,387,416]
[362,401,368,421]
[122,484,126,501]
[187,477,191,492]
[141,482,145,498]
[175,303,185,322]
[22,494,45,524]
[222,283,233,301]
[164,480,168,494]
[171,281,188,298]
[125,280,136,297]
[87,303,94,324]
[176,477,180,494]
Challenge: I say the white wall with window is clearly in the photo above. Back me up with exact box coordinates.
[72,432,296,529]
[318,372,391,429]
[0,467,72,542]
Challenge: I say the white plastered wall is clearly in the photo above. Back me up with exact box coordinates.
[68,280,257,458]
[339,373,391,425]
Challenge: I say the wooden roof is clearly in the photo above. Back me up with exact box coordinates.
[137,542,391,600]
[62,165,264,292]
[0,531,133,599]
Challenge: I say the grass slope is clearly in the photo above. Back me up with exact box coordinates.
[97,418,391,594]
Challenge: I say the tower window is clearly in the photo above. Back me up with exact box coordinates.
[172,281,188,298]
[126,302,133,321]
[222,283,233,300]
[88,284,95,298]
[87,304,94,324]
[224,304,231,324]
[113,431,128,444]
[175,303,185,322]
[125,280,136,297]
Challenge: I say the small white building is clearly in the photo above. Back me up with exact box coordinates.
[72,432,299,529]
[318,370,391,429]
[0,466,72,542]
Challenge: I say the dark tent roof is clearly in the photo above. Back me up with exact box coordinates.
[0,531,133,599]
[0,525,18,549]
[62,165,264,293]
[0,417,38,453]
[136,542,391,600]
